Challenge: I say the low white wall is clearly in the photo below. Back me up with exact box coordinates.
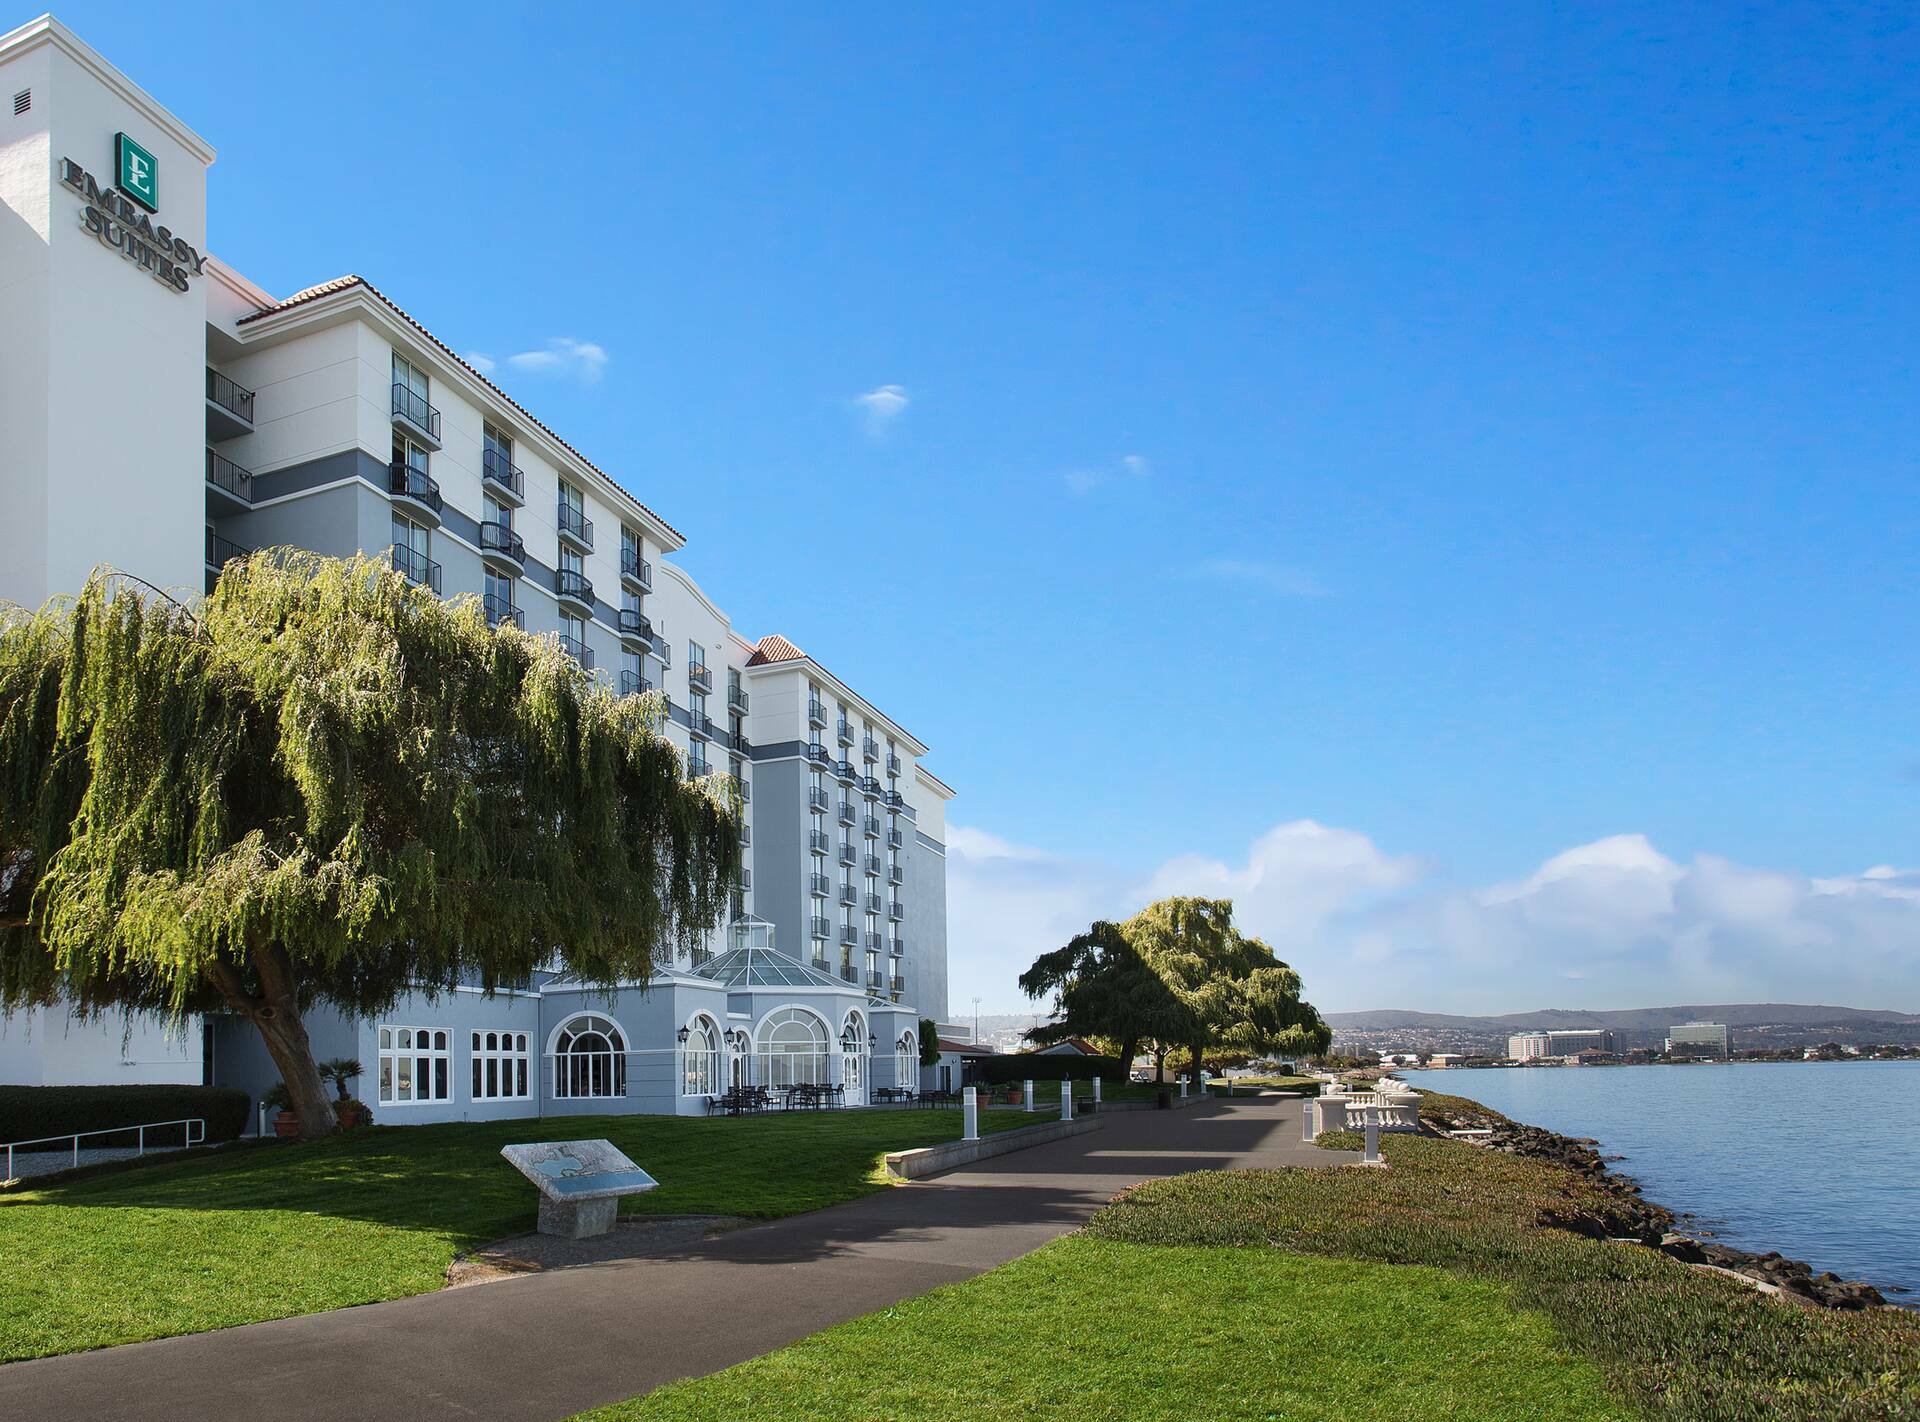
[884,1115,1101,1179]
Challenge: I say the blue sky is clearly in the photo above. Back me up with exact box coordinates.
[59,2,1920,1013]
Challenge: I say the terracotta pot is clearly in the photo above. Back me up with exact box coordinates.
[273,1112,301,1139]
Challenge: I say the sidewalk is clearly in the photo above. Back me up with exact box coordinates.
[0,1097,1351,1422]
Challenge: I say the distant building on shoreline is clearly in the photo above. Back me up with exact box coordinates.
[1508,1029,1617,1060]
[1666,1022,1730,1057]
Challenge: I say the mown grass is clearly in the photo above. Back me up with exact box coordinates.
[0,1107,1027,1363]
[580,1233,1634,1422]
[1089,1135,1918,1422]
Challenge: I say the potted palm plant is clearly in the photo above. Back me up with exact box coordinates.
[319,1057,372,1129]
[262,1081,301,1138]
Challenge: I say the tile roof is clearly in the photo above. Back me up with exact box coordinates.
[746,633,807,667]
[234,274,683,544]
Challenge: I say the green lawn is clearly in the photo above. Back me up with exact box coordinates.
[580,1236,1631,1422]
[578,1118,1920,1422]
[0,1106,1026,1363]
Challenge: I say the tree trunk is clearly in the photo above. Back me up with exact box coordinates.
[208,944,338,1141]
[1117,1035,1139,1080]
[1154,1045,1166,1082]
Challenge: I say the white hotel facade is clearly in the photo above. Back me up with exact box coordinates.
[0,16,952,1117]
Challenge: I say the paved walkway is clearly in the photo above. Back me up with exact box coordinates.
[0,1096,1350,1422]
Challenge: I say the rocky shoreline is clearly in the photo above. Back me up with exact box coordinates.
[1427,1101,1891,1310]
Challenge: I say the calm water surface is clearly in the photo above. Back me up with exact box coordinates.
[1398,1061,1920,1299]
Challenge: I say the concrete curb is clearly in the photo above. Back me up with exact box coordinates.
[885,1116,1103,1179]
[1084,1093,1208,1113]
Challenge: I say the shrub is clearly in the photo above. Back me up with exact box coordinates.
[0,1084,251,1145]
[979,1052,1122,1085]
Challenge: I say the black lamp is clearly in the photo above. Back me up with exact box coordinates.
[676,1026,690,1045]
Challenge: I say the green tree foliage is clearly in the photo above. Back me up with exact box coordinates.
[0,552,740,1139]
[918,1017,940,1067]
[1020,898,1330,1078]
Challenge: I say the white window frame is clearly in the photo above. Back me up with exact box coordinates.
[470,1029,532,1102]
[378,1025,451,1105]
[681,1017,721,1097]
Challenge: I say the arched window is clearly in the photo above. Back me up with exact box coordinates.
[758,1008,829,1089]
[681,1016,720,1097]
[897,1030,918,1091]
[553,1013,627,1099]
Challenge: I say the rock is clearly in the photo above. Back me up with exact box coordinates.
[1660,1233,1708,1264]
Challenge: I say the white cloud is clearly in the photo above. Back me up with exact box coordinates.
[1187,558,1330,598]
[943,819,1920,1019]
[465,339,608,384]
[854,384,909,436]
[1064,453,1153,496]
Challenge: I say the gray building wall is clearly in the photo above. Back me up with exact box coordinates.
[905,829,949,1023]
[748,750,808,963]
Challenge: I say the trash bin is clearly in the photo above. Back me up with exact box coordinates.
[1156,1088,1172,1110]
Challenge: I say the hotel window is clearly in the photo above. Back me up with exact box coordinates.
[681,1019,720,1096]
[689,641,706,676]
[391,512,432,588]
[393,353,429,416]
[378,1025,450,1105]
[470,1030,531,1101]
[553,1014,627,1099]
[484,492,513,532]
[484,569,516,623]
[483,424,514,484]
[393,434,428,477]
[560,480,585,521]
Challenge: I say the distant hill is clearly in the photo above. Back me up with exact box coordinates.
[1327,1003,1920,1052]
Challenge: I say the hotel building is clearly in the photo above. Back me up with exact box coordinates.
[0,15,951,1116]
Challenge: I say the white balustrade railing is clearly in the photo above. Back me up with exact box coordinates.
[2,1117,206,1182]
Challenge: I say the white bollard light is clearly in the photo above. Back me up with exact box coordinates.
[1024,1078,1036,1113]
[1362,1107,1383,1166]
[1092,1076,1102,1106]
[1061,1079,1073,1121]
[1302,1098,1317,1142]
[1178,1074,1188,1100]
[962,1086,979,1142]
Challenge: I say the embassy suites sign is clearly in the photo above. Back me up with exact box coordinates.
[58,133,206,294]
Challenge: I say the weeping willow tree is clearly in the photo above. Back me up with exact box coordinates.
[0,551,740,1139]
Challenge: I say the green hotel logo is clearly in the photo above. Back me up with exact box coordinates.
[115,132,157,212]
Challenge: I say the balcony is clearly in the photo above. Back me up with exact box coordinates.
[808,698,827,728]
[391,382,442,450]
[884,790,905,811]
[808,830,830,855]
[890,976,905,996]
[865,931,884,954]
[863,816,880,839]
[887,861,905,885]
[555,567,594,612]
[479,520,526,571]
[619,669,651,697]
[557,502,594,552]
[837,841,856,866]
[835,760,858,784]
[865,892,883,914]
[391,544,442,594]
[387,461,444,522]
[689,714,716,741]
[481,448,524,504]
[864,853,882,877]
[739,867,751,890]
[484,593,523,629]
[204,527,251,581]
[810,916,831,941]
[809,873,830,898]
[890,938,907,959]
[730,772,750,804]
[863,737,878,762]
[618,607,653,648]
[206,367,254,440]
[839,925,859,949]
[557,633,594,669]
[806,742,831,767]
[886,829,905,850]
[205,448,253,512]
[867,970,884,992]
[837,883,856,907]
[620,547,652,591]
[886,753,902,777]
[730,727,751,753]
[686,756,709,779]
[861,776,881,799]
[840,963,858,984]
[836,801,855,826]
[739,823,750,846]
[888,900,905,921]
[688,663,712,694]
[728,685,749,714]
[806,787,829,814]
[810,952,830,972]
[836,718,853,746]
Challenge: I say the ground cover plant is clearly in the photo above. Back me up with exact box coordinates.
[0,1107,1027,1362]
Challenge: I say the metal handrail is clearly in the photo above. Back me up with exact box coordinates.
[206,368,254,422]
[556,568,594,604]
[557,502,594,548]
[481,447,524,499]
[479,520,525,563]
[483,592,522,628]
[205,448,253,501]
[205,528,252,569]
[3,1117,205,1181]
[388,460,444,514]
[391,544,442,592]
[392,382,441,439]
[557,633,594,668]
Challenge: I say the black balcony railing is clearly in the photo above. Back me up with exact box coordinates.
[864,816,881,839]
[888,901,905,921]
[740,867,751,890]
[392,382,441,441]
[481,448,524,500]
[391,544,442,593]
[838,884,857,906]
[808,788,829,812]
[837,802,856,825]
[890,976,905,995]
[887,829,905,849]
[483,593,522,629]
[835,760,857,782]
[806,742,830,766]
[863,737,879,761]
[205,448,253,502]
[811,917,831,940]
[808,699,827,726]
[555,567,594,605]
[620,669,652,696]
[205,527,251,570]
[864,854,882,876]
[840,963,858,982]
[388,461,444,515]
[728,685,749,713]
[890,938,906,958]
[809,873,830,897]
[621,547,652,588]
[836,719,853,745]
[557,502,594,549]
[688,663,712,693]
[865,893,883,914]
[479,521,525,564]
[206,367,255,424]
[837,842,856,865]
[619,607,653,641]
[865,931,883,953]
[739,824,751,846]
[686,757,709,779]
[557,633,594,669]
[809,830,830,854]
[886,753,902,776]
[888,863,905,885]
[885,790,905,810]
